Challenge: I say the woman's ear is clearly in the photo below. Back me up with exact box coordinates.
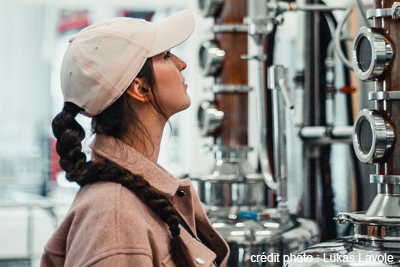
[127,78,153,102]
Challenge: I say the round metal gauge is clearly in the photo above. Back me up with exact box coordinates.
[352,27,393,81]
[199,40,225,76]
[198,0,224,17]
[197,100,224,137]
[353,109,395,164]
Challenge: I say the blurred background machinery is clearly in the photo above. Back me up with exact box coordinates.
[0,0,389,266]
[286,0,400,266]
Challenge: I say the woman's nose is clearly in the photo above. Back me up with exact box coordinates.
[173,55,187,71]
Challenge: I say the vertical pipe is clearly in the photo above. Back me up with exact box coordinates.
[214,0,248,147]
[302,0,316,219]
[272,82,287,203]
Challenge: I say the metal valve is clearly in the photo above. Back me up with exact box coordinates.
[199,40,225,76]
[197,100,224,137]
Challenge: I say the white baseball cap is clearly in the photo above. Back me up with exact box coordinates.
[61,9,195,117]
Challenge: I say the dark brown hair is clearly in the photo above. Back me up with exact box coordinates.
[52,58,195,267]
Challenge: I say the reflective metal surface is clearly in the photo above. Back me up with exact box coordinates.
[199,40,225,76]
[367,2,400,19]
[197,100,224,137]
[192,174,266,208]
[207,84,252,93]
[209,213,320,267]
[353,109,395,164]
[286,237,400,267]
[352,27,393,81]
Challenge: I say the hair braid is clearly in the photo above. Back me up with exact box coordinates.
[83,158,195,267]
[52,102,90,185]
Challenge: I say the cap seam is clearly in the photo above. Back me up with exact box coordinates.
[147,26,157,57]
[78,30,151,53]
[72,42,120,96]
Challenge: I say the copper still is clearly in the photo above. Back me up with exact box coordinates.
[193,0,321,266]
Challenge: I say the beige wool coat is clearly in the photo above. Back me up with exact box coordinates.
[40,134,229,267]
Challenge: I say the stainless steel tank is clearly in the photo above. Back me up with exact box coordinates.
[192,172,320,267]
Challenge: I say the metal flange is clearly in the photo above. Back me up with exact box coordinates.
[212,24,248,33]
[352,27,393,81]
[197,100,224,137]
[199,40,225,76]
[370,175,400,184]
[205,84,253,93]
[353,109,395,164]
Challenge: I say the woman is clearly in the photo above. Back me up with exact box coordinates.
[41,9,229,267]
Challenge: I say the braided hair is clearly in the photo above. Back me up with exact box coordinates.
[52,58,196,267]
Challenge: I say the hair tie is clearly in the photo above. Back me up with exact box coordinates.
[169,224,180,237]
[63,102,83,116]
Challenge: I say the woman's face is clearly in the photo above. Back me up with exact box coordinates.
[151,51,191,118]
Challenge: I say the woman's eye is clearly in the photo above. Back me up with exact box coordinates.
[164,51,171,59]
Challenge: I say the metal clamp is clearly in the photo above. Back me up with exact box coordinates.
[206,84,253,93]
[370,175,400,184]
[367,2,400,19]
[336,211,400,226]
[353,109,395,164]
[241,54,268,61]
[369,91,400,100]
[212,24,248,33]
[352,27,393,81]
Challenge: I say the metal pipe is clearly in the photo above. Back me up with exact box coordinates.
[247,0,277,191]
[289,3,348,12]
[269,65,290,221]
[334,7,354,70]
[272,72,287,202]
[299,126,353,139]
[302,0,315,219]
[256,45,277,191]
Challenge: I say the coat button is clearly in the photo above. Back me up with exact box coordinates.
[195,258,205,265]
[177,190,186,197]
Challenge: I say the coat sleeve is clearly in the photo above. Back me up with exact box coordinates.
[40,250,65,267]
[89,253,154,267]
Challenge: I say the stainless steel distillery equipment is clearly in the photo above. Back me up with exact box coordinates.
[286,1,400,266]
[193,0,320,266]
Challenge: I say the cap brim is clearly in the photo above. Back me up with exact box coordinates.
[149,9,195,57]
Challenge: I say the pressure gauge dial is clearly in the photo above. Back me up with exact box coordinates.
[353,109,395,164]
[197,100,224,137]
[198,0,224,17]
[352,27,393,81]
[199,40,225,76]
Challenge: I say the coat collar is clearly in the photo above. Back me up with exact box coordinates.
[89,134,181,197]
